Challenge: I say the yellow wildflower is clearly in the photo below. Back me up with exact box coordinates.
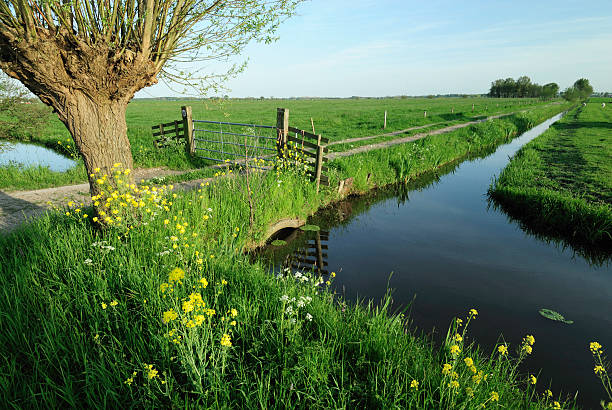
[162,309,178,324]
[449,380,459,389]
[199,278,208,288]
[110,300,118,307]
[221,279,228,285]
[182,300,194,313]
[545,389,553,398]
[220,333,232,347]
[498,345,508,355]
[553,401,561,409]
[594,365,605,374]
[124,377,134,386]
[168,267,185,283]
[525,335,535,345]
[464,357,474,367]
[230,320,237,326]
[465,387,474,397]
[146,364,158,379]
[469,308,478,317]
[523,344,533,354]
[529,375,537,385]
[101,302,107,309]
[490,391,499,402]
[230,308,238,317]
[449,344,461,356]
[410,379,419,389]
[590,341,603,354]
[454,333,463,342]
[442,363,452,375]
[160,283,169,293]
[194,315,205,326]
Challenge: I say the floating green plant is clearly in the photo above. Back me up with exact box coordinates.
[271,239,287,246]
[539,308,574,324]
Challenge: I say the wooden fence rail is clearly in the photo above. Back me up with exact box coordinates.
[153,106,329,191]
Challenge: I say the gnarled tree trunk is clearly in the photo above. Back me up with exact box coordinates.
[62,92,133,197]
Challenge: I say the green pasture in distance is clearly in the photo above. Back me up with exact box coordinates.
[0,97,555,190]
[44,97,551,167]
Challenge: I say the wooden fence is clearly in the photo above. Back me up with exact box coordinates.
[152,107,329,192]
[276,108,329,192]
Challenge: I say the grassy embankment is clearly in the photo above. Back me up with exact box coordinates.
[1,102,593,409]
[489,99,612,257]
[0,97,552,191]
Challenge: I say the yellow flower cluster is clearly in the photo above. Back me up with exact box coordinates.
[220,333,232,347]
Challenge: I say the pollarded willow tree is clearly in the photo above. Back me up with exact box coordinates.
[0,0,302,195]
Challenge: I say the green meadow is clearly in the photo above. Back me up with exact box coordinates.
[2,101,598,409]
[0,97,551,191]
[489,98,612,253]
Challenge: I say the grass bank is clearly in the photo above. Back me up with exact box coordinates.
[489,100,612,257]
[0,97,554,191]
[1,102,591,409]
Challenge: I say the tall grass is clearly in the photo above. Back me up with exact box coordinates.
[0,102,581,408]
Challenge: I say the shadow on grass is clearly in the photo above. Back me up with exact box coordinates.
[552,121,612,131]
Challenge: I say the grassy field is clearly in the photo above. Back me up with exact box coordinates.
[0,97,553,190]
[489,98,612,256]
[1,102,594,409]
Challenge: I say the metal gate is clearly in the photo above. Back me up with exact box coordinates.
[192,119,278,168]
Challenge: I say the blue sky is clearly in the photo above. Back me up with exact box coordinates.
[138,0,612,98]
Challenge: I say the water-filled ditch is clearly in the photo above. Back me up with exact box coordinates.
[0,141,76,172]
[259,113,612,407]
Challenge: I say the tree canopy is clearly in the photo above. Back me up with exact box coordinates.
[562,78,594,102]
[0,0,303,200]
[488,76,558,100]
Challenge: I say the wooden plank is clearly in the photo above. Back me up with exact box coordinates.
[288,126,329,144]
[152,121,181,129]
[307,244,328,250]
[295,250,329,258]
[287,135,329,153]
[152,130,184,137]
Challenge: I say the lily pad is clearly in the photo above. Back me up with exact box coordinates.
[300,224,320,232]
[271,239,287,246]
[539,308,574,324]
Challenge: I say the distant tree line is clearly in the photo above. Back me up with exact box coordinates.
[488,76,559,99]
[561,78,593,102]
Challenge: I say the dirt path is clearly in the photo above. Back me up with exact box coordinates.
[0,109,531,233]
[327,112,514,160]
[0,167,194,233]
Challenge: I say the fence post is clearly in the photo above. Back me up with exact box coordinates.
[315,134,323,193]
[182,106,194,156]
[276,108,289,158]
[383,110,387,129]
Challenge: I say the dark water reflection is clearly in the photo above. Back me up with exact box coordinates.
[260,114,612,408]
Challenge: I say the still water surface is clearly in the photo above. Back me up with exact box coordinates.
[0,141,76,172]
[263,113,611,408]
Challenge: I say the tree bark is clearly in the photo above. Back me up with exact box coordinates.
[61,91,134,197]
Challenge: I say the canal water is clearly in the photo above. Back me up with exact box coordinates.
[0,141,76,172]
[261,113,612,408]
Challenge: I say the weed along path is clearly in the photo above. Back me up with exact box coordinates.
[0,167,197,232]
[262,112,612,408]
